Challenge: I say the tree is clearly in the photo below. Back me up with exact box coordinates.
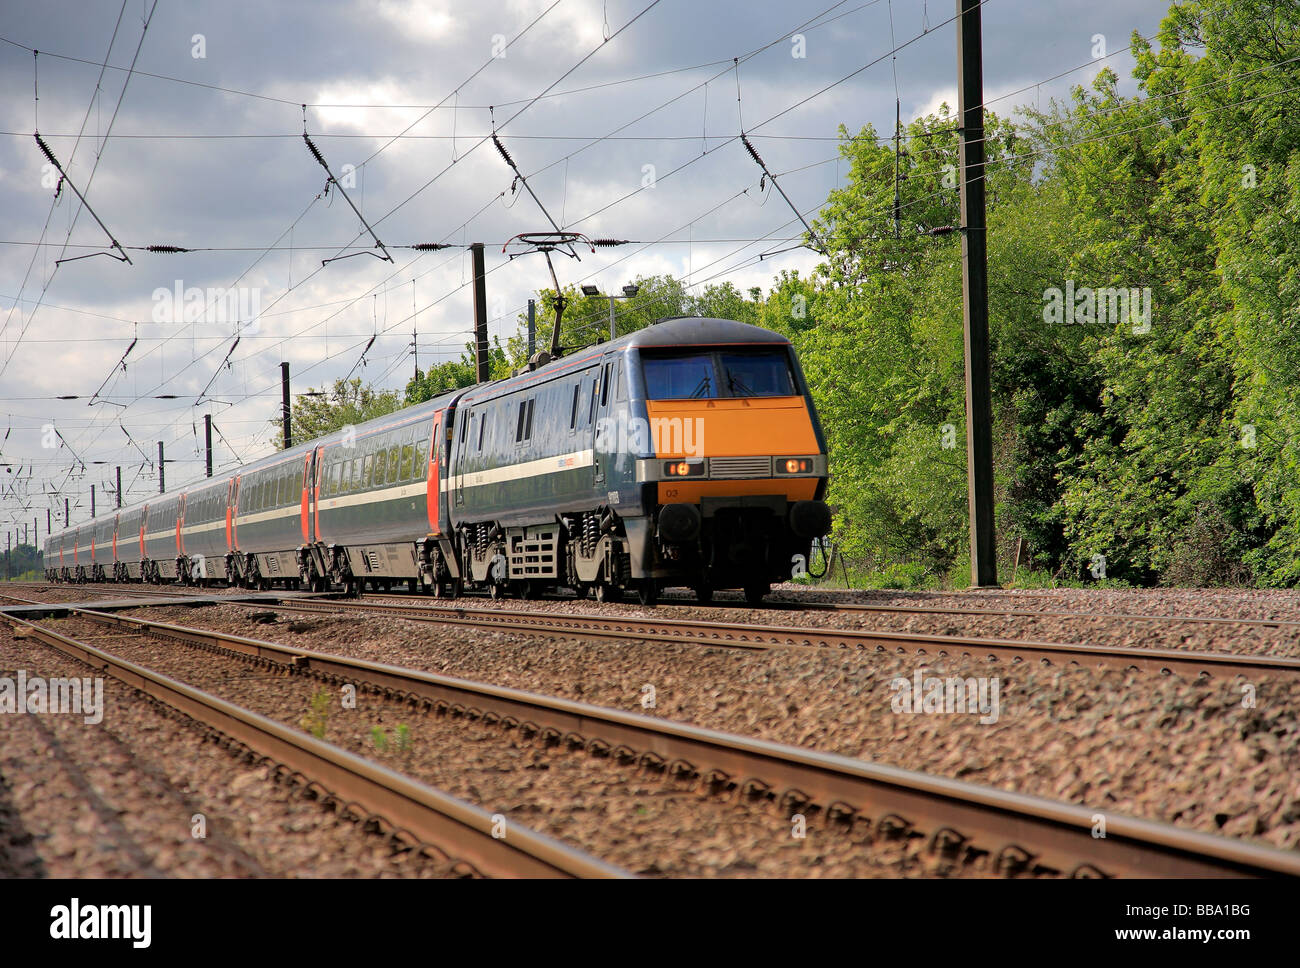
[272,378,401,449]
[404,338,508,405]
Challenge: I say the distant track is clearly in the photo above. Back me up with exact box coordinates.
[258,597,1300,679]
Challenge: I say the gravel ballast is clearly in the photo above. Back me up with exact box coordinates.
[94,599,1300,856]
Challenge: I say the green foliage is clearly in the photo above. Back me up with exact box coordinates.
[301,689,331,739]
[370,723,411,755]
[784,0,1300,587]
[4,543,42,575]
[274,378,401,449]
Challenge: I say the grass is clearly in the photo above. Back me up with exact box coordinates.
[300,688,331,739]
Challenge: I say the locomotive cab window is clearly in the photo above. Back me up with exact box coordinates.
[640,347,796,400]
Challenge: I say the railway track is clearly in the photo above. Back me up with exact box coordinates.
[6,611,629,879]
[11,583,1300,677]
[258,596,1300,680]
[23,606,1300,878]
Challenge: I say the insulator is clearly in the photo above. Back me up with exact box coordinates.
[410,243,452,250]
[591,238,629,247]
[741,134,764,167]
[492,133,515,169]
[302,133,327,168]
[34,133,59,167]
[146,244,191,253]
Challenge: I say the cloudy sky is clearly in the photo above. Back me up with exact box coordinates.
[0,0,1170,535]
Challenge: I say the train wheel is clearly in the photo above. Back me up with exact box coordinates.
[636,580,658,607]
[693,584,714,604]
[743,582,769,606]
[447,578,462,600]
[489,582,504,600]
[594,583,622,604]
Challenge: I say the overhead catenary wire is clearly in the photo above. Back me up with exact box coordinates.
[12,0,1263,517]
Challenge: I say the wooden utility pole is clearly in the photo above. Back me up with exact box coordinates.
[957,0,998,587]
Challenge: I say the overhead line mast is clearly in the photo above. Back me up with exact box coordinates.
[956,0,998,588]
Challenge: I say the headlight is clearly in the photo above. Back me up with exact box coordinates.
[777,457,813,474]
[665,460,705,477]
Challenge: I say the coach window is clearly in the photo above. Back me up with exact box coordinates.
[350,457,363,492]
[569,384,580,431]
[399,436,415,480]
[601,363,612,406]
[373,447,387,485]
[387,442,401,484]
[413,434,428,479]
[329,463,342,498]
[589,377,599,424]
[616,360,626,401]
[361,453,374,489]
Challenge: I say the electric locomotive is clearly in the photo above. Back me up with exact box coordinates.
[447,315,831,604]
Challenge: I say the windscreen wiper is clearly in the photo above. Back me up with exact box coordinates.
[727,373,756,396]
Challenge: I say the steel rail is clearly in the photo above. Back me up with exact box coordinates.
[51,607,1300,878]
[7,612,631,879]
[260,598,1300,679]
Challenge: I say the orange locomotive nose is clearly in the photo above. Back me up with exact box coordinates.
[646,396,823,505]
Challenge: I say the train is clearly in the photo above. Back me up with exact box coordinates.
[43,316,832,606]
